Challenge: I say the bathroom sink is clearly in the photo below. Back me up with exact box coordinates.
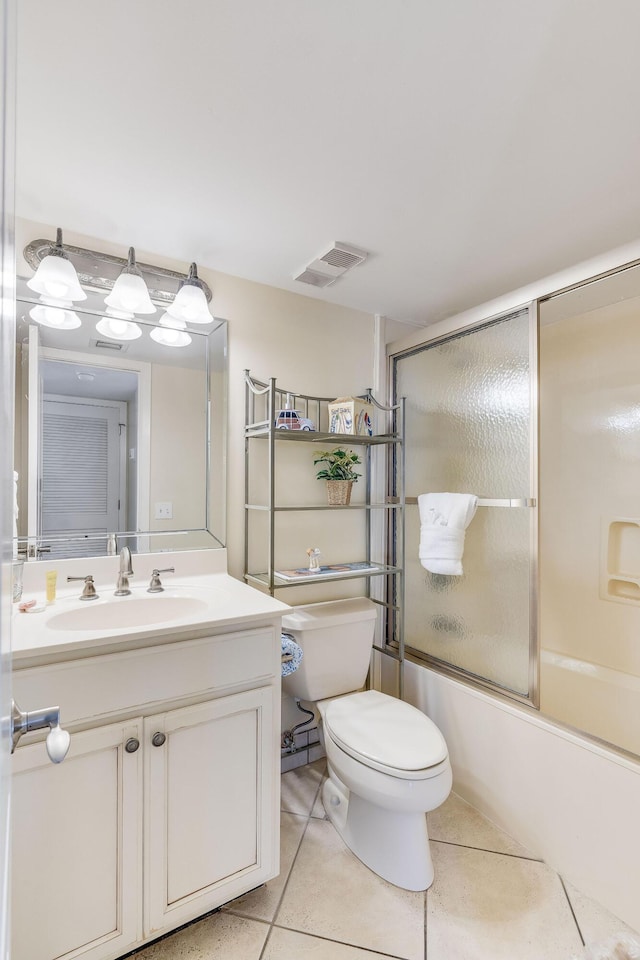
[46,595,210,632]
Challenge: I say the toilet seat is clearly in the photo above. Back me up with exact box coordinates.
[322,690,448,781]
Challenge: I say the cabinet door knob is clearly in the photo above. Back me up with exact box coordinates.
[151,732,166,748]
[125,738,140,753]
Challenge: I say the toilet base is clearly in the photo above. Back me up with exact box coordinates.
[322,776,434,891]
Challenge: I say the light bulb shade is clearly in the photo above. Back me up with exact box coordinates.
[27,254,87,303]
[159,312,187,329]
[166,263,212,323]
[104,273,156,316]
[150,325,192,347]
[29,305,81,329]
[166,284,212,324]
[96,317,142,341]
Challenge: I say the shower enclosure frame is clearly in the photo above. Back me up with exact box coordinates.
[388,301,540,709]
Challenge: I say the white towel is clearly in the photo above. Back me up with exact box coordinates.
[418,492,478,576]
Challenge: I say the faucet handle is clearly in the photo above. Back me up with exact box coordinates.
[147,567,175,593]
[67,575,99,601]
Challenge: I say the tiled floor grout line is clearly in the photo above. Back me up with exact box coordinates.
[559,875,586,947]
[430,836,544,862]
[256,773,325,960]
[268,922,418,960]
[423,889,428,960]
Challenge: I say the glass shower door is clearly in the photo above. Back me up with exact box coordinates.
[393,307,536,700]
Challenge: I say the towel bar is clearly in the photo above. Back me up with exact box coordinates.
[403,497,536,508]
[281,653,294,663]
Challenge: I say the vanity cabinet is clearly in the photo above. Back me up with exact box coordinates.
[11,621,281,960]
[11,719,143,960]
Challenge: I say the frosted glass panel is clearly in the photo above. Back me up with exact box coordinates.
[396,310,533,696]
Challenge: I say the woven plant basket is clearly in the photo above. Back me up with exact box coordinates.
[326,480,353,505]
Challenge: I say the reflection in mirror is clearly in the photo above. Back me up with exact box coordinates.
[14,278,227,560]
[539,261,640,759]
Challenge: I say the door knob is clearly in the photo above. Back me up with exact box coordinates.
[151,732,166,747]
[10,700,71,763]
[125,738,140,753]
[46,725,71,764]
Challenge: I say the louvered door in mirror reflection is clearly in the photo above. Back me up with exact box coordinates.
[40,397,125,559]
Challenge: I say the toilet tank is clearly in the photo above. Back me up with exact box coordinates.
[281,598,378,701]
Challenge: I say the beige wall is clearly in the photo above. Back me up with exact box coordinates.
[15,219,376,579]
[149,364,206,532]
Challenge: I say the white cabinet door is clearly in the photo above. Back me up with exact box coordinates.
[144,687,278,936]
[11,719,142,960]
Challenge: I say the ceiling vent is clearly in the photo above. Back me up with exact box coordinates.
[293,268,337,288]
[93,339,125,351]
[293,242,369,288]
[318,242,368,272]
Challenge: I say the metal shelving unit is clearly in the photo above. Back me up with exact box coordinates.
[243,370,406,693]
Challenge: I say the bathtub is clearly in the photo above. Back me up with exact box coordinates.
[540,649,640,756]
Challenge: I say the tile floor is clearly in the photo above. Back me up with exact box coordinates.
[135,760,639,960]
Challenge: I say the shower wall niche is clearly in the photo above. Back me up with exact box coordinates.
[602,518,640,604]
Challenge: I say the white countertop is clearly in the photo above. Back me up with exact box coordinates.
[13,551,290,666]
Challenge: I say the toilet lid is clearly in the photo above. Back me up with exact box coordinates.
[323,690,448,773]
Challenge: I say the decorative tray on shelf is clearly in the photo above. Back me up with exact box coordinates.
[274,561,379,581]
[246,562,399,589]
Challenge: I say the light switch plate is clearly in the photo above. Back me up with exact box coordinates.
[155,501,173,520]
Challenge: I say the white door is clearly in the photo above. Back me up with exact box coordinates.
[0,2,16,957]
[39,397,125,558]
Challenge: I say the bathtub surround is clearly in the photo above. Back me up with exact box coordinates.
[539,288,640,756]
[396,661,640,933]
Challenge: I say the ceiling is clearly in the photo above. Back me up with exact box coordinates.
[15,1,640,328]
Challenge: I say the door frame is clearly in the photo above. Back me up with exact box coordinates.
[0,0,16,956]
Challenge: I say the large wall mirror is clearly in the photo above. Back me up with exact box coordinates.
[14,278,227,560]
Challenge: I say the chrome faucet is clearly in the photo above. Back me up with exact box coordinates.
[67,574,99,601]
[115,546,134,596]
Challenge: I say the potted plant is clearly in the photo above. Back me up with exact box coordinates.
[313,447,362,505]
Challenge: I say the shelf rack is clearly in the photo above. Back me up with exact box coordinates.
[243,370,406,695]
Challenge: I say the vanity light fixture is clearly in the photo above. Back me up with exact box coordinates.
[26,229,87,305]
[29,304,82,329]
[150,314,192,347]
[104,247,156,319]
[166,263,213,324]
[95,316,142,341]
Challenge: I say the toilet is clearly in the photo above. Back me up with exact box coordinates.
[282,597,452,891]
